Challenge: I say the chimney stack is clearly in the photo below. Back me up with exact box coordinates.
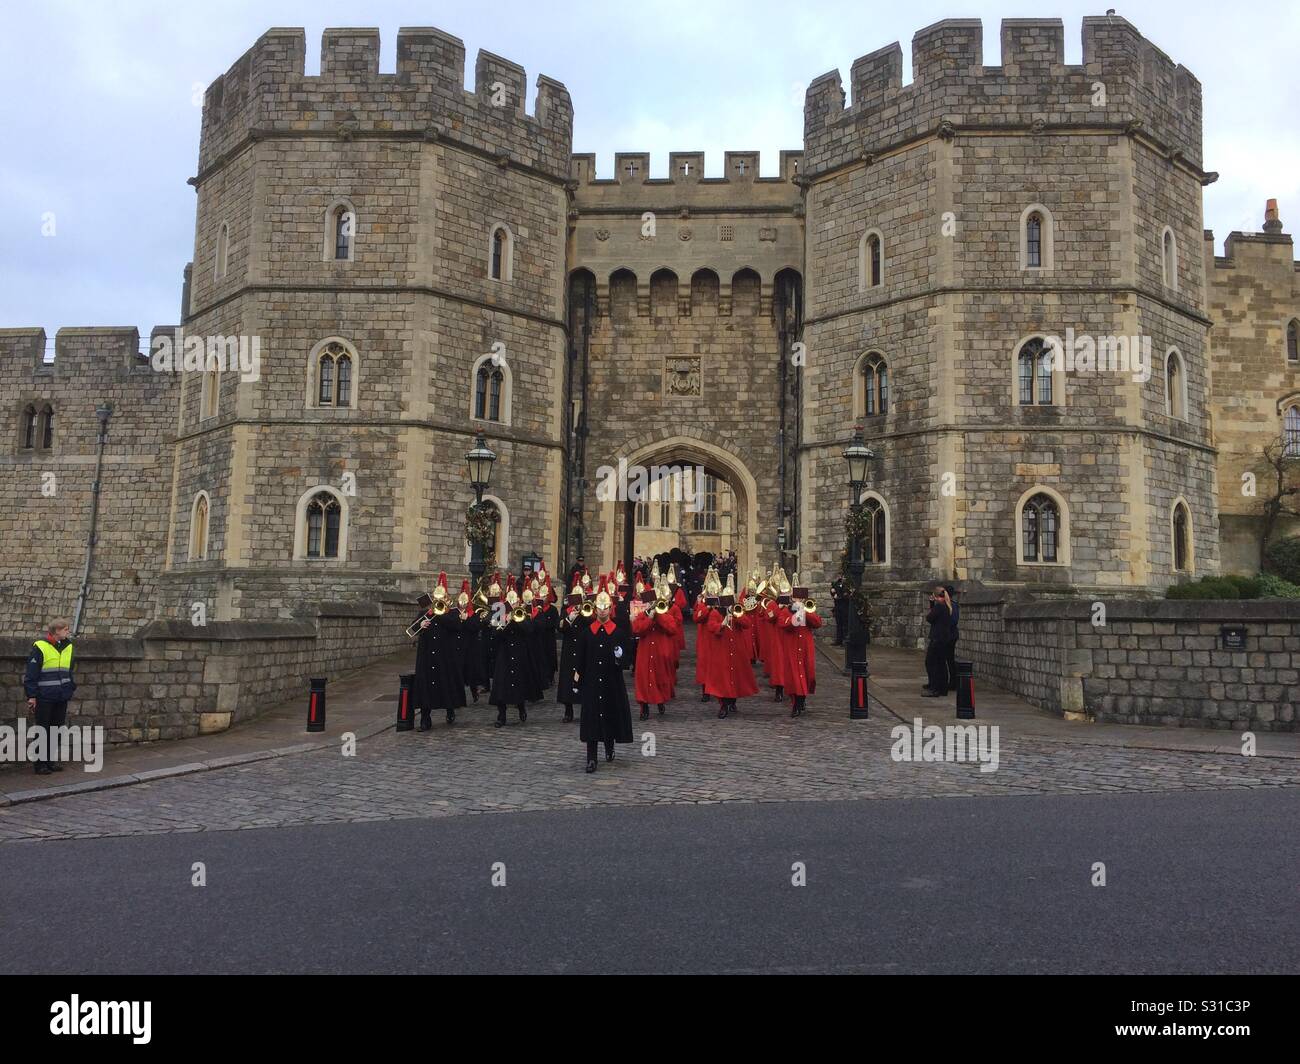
[1263,198,1283,233]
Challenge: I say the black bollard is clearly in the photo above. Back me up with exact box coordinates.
[396,673,415,732]
[306,677,327,732]
[955,660,975,719]
[849,660,870,720]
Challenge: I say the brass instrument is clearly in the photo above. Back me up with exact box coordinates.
[432,599,448,616]
[475,607,489,621]
[511,605,528,623]
[730,602,745,618]
[802,598,817,613]
[580,601,595,619]
[654,598,670,615]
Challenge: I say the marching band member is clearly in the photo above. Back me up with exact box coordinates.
[454,578,488,704]
[557,579,586,722]
[667,564,688,664]
[705,578,758,719]
[693,579,715,702]
[573,577,633,773]
[491,579,533,727]
[778,578,823,717]
[413,572,467,729]
[631,580,680,720]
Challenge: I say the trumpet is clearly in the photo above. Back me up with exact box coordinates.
[511,605,528,623]
[432,599,448,616]
[730,602,745,618]
[654,598,670,615]
[802,598,817,613]
[580,601,595,619]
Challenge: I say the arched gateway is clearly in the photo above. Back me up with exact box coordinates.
[598,436,760,579]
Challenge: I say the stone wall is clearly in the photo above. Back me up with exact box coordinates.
[956,591,1299,731]
[799,16,1217,598]
[569,150,802,576]
[1204,217,1300,574]
[0,597,413,743]
[0,327,179,637]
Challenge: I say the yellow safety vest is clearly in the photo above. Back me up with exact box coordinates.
[34,639,75,697]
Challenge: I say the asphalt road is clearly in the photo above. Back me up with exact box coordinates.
[2,788,1296,974]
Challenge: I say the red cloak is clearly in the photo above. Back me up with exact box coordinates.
[631,606,680,704]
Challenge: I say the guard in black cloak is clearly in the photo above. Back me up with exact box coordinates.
[413,572,467,728]
[613,570,634,671]
[556,580,586,722]
[573,577,633,773]
[535,575,560,688]
[491,581,533,726]
[453,578,488,703]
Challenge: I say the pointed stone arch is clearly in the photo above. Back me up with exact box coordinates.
[598,434,760,576]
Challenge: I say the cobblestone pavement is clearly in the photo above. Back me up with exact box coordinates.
[2,675,1297,842]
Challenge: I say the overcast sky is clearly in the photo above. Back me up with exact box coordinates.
[1,0,1295,340]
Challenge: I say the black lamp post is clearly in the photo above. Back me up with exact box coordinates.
[466,431,496,591]
[843,425,874,716]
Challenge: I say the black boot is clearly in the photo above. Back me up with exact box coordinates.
[495,706,507,728]
[639,703,650,721]
[586,741,598,772]
[657,704,665,716]
[718,702,728,719]
[701,690,710,702]
[446,710,455,725]
[773,686,783,702]
[562,704,574,723]
[418,713,432,732]
[470,687,479,703]
[517,704,527,724]
[605,741,615,763]
[585,757,597,773]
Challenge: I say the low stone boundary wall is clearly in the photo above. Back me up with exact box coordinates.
[957,592,1299,731]
[1,595,415,743]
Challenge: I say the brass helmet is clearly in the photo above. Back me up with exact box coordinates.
[522,587,534,606]
[431,571,449,602]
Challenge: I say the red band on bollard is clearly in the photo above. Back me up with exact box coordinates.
[309,693,318,722]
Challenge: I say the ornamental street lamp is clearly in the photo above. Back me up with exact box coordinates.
[842,425,875,717]
[465,431,497,591]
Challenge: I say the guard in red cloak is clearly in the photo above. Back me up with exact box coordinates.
[777,585,823,717]
[693,593,715,702]
[631,589,680,719]
[704,595,758,718]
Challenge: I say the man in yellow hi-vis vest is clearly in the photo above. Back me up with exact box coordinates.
[23,618,76,775]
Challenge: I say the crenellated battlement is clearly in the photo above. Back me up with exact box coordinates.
[198,27,574,180]
[804,15,1203,175]
[0,327,179,383]
[571,150,802,186]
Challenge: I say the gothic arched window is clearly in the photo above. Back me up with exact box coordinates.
[21,405,37,449]
[315,341,354,408]
[1021,492,1062,564]
[305,492,342,559]
[475,363,505,422]
[862,354,889,416]
[1017,337,1055,406]
[1172,502,1190,572]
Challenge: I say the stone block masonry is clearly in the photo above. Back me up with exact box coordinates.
[0,598,414,744]
[958,590,1299,731]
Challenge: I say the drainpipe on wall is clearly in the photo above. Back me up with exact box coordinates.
[72,402,113,636]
